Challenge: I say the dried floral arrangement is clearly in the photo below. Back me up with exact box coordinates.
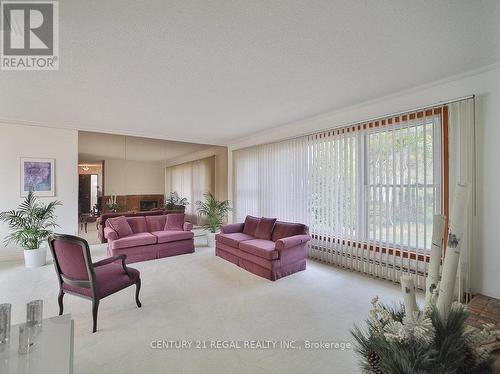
[352,297,499,373]
[351,185,500,373]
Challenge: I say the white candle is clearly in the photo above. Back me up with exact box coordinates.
[436,184,470,319]
[401,275,418,317]
[425,215,445,306]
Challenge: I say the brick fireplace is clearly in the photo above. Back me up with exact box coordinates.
[103,194,164,212]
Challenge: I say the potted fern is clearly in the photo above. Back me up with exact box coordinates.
[0,190,61,268]
[195,192,231,247]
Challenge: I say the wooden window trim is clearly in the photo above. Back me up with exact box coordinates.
[442,106,450,250]
[311,234,431,262]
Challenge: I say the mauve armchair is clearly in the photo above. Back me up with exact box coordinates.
[48,234,142,333]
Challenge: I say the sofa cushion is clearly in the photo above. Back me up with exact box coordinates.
[107,216,133,238]
[254,217,277,240]
[216,232,255,247]
[239,239,278,260]
[146,215,167,232]
[216,242,273,270]
[271,221,307,242]
[153,230,194,244]
[243,215,260,236]
[165,213,185,231]
[126,216,148,233]
[109,232,157,250]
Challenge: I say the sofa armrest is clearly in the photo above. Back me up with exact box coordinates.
[183,222,193,231]
[221,223,244,234]
[275,234,311,251]
[104,227,119,241]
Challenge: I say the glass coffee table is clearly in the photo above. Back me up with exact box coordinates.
[0,314,74,374]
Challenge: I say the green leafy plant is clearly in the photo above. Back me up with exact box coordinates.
[0,190,62,250]
[351,297,496,374]
[165,192,189,211]
[106,194,119,212]
[195,192,231,233]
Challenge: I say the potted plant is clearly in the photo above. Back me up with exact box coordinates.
[165,192,189,212]
[0,190,61,268]
[106,194,119,212]
[195,192,231,247]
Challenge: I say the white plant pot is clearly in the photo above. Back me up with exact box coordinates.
[24,244,47,268]
[206,232,217,247]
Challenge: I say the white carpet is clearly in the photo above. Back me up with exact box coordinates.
[0,237,417,373]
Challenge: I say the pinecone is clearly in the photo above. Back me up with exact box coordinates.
[368,351,382,374]
[463,346,477,366]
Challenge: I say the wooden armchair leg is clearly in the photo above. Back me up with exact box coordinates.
[92,300,99,333]
[135,279,142,308]
[58,290,64,315]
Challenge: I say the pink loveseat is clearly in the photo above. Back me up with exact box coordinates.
[104,214,194,264]
[215,216,311,281]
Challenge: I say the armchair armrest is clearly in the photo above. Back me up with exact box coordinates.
[93,254,126,267]
[104,227,118,241]
[183,222,193,231]
[93,254,131,278]
[220,223,244,234]
[275,234,311,251]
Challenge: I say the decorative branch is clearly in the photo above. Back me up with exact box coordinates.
[425,214,445,306]
[401,275,418,318]
[436,184,471,319]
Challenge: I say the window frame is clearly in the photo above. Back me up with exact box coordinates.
[311,107,449,262]
[363,115,443,252]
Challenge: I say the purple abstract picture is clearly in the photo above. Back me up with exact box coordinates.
[24,162,51,191]
[21,158,55,196]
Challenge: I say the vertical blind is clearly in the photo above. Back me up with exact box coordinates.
[165,156,215,223]
[233,101,475,288]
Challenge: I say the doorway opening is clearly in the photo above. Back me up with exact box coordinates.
[78,161,104,242]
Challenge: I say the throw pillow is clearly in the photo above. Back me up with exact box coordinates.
[271,222,306,242]
[107,216,133,238]
[165,213,185,231]
[254,217,277,240]
[243,215,260,236]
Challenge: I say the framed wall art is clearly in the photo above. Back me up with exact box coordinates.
[20,158,55,197]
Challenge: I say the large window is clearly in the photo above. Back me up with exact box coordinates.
[365,116,441,251]
[234,99,478,291]
[234,108,445,255]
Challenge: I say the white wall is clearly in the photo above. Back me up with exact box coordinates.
[0,124,79,261]
[228,64,500,299]
[104,159,165,195]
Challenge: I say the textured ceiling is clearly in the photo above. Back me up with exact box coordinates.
[0,0,499,145]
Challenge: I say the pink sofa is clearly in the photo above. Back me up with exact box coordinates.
[104,214,194,264]
[215,216,311,281]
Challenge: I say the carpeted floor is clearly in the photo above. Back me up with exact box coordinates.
[0,237,416,374]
